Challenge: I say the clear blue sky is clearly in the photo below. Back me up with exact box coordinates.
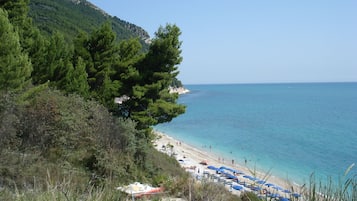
[89,0,357,84]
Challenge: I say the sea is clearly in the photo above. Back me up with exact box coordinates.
[155,82,357,186]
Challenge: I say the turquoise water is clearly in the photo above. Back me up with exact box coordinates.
[155,83,357,185]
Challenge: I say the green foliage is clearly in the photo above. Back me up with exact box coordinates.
[0,0,30,33]
[0,1,192,200]
[0,0,43,58]
[0,8,32,92]
[0,88,186,187]
[128,24,186,130]
[40,32,74,88]
[74,23,121,108]
[179,179,242,201]
[171,77,183,88]
[28,0,149,46]
[63,57,90,98]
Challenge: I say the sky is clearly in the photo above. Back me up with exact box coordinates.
[88,0,357,84]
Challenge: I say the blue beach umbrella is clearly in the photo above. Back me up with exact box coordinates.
[257,180,266,184]
[219,166,235,172]
[243,175,254,180]
[225,173,235,179]
[219,166,228,170]
[292,193,301,198]
[279,198,290,201]
[250,177,259,181]
[265,183,275,187]
[216,169,225,174]
[268,193,280,198]
[283,189,291,193]
[207,165,218,170]
[232,185,243,191]
[273,186,283,191]
[233,169,244,174]
[251,186,261,191]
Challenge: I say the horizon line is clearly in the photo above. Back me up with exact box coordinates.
[183,81,357,86]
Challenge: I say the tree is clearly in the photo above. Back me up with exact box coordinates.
[63,57,90,98]
[31,32,73,89]
[47,32,73,88]
[0,0,39,55]
[1,0,49,88]
[74,23,120,107]
[0,8,32,92]
[126,24,186,131]
[0,0,30,31]
[111,38,143,116]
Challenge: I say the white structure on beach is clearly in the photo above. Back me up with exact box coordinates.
[169,86,190,95]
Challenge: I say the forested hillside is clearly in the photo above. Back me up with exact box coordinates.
[28,0,150,44]
[0,0,188,199]
[0,0,247,200]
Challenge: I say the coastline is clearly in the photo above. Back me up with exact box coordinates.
[154,130,303,198]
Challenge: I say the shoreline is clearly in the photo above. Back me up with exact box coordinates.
[154,130,303,197]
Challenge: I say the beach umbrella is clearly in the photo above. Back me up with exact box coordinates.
[292,193,301,198]
[225,174,237,179]
[216,169,225,174]
[233,169,244,174]
[283,189,291,193]
[226,168,235,172]
[243,175,258,181]
[265,183,275,187]
[251,186,261,191]
[273,186,283,191]
[207,165,218,170]
[268,193,280,198]
[243,175,254,180]
[279,197,290,201]
[219,166,235,172]
[257,180,266,184]
[232,185,243,191]
[219,166,229,171]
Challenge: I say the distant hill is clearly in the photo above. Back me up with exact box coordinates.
[28,0,150,45]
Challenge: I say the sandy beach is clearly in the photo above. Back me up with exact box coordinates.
[154,131,303,199]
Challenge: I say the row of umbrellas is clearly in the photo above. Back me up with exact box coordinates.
[206,165,301,199]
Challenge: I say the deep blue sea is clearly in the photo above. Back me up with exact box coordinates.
[155,83,357,186]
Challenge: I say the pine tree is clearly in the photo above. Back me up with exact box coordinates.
[30,30,50,85]
[0,0,37,54]
[74,23,120,107]
[111,38,142,113]
[64,57,90,98]
[0,0,29,30]
[87,23,118,91]
[32,32,73,88]
[128,24,185,130]
[0,8,32,92]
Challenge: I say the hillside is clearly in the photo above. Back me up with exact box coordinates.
[28,0,150,44]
